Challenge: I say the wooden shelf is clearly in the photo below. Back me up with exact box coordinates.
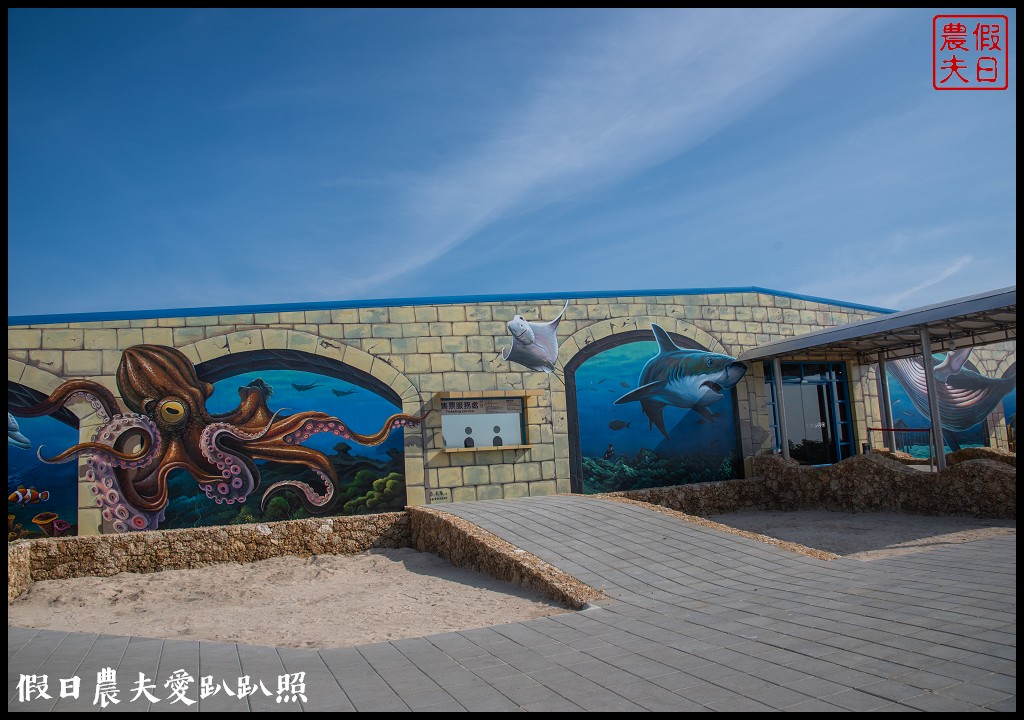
[443,444,532,453]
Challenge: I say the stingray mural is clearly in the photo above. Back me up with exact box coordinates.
[501,301,569,373]
[885,348,1016,454]
[17,345,425,533]
[572,326,746,494]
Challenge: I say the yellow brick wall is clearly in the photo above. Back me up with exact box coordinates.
[10,291,1015,527]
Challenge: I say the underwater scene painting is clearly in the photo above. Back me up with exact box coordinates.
[7,345,422,535]
[161,369,407,529]
[8,412,79,541]
[1004,386,1016,452]
[572,331,743,494]
[884,351,1016,458]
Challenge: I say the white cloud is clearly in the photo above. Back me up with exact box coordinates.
[330,9,885,296]
[883,255,974,307]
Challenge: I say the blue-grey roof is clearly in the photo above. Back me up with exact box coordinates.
[738,286,1016,362]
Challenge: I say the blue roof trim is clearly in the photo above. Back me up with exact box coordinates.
[8,287,895,326]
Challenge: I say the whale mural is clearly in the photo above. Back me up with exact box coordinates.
[885,349,1016,453]
[886,349,1016,433]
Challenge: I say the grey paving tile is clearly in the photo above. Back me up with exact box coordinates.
[8,497,1018,713]
[935,680,1014,707]
[986,696,1017,712]
[898,691,989,712]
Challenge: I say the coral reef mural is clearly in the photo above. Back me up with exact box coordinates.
[7,406,79,542]
[885,350,1016,456]
[571,326,746,494]
[16,345,424,533]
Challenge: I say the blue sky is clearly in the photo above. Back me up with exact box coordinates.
[8,9,1017,317]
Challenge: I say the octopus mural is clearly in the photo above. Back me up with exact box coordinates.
[18,345,424,533]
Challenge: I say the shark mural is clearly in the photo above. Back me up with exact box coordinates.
[614,324,748,436]
[572,326,745,494]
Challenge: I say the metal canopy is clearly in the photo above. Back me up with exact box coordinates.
[738,286,1016,364]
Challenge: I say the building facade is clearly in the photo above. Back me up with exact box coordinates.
[7,288,1015,539]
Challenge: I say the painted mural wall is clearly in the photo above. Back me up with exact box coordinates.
[8,403,79,541]
[9,288,1012,535]
[570,325,746,493]
[7,345,422,537]
[884,349,1017,456]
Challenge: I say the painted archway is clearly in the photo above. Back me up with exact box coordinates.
[559,320,745,494]
[8,362,97,540]
[9,332,428,534]
[143,347,413,528]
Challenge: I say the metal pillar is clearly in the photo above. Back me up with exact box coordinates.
[919,327,947,471]
[876,352,895,451]
[772,357,790,460]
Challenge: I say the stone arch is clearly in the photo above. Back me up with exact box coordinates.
[551,316,734,493]
[173,329,426,489]
[175,329,421,408]
[991,351,1016,380]
[7,359,103,536]
[556,316,724,372]
[982,349,1016,451]
[7,359,98,425]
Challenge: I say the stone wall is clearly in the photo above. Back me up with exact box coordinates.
[8,507,603,608]
[408,507,601,609]
[8,542,31,604]
[9,289,885,533]
[23,512,410,583]
[606,454,1016,519]
[873,446,1016,467]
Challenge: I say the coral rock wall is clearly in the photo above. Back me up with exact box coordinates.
[607,454,1015,519]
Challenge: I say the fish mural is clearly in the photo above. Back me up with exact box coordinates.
[7,402,79,541]
[8,413,30,449]
[332,389,358,397]
[886,349,1016,434]
[291,381,321,392]
[608,420,631,431]
[8,486,49,507]
[614,324,747,437]
[501,300,569,373]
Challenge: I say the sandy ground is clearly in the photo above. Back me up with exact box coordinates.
[7,548,569,649]
[710,510,1016,561]
[9,511,1016,649]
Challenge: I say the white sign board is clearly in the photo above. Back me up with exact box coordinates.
[440,398,524,449]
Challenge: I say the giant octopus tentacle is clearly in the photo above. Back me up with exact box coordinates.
[28,384,155,469]
[248,411,428,514]
[76,415,165,533]
[17,380,121,424]
[193,414,284,506]
[26,381,167,531]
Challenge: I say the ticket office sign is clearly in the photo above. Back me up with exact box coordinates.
[440,398,524,449]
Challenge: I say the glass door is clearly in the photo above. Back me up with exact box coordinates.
[765,362,854,465]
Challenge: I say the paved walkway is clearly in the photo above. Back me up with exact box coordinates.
[9,496,1016,711]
